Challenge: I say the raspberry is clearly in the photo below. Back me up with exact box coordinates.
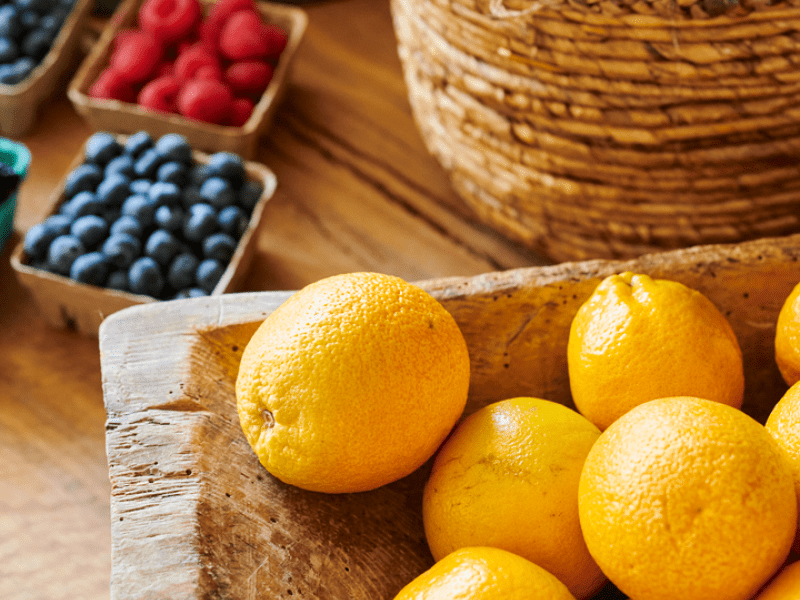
[89,68,137,102]
[197,19,222,52]
[109,30,163,83]
[229,97,254,127]
[138,75,180,113]
[177,78,233,124]
[174,43,219,82]
[139,0,202,45]
[263,23,288,57]
[225,60,272,97]
[155,60,174,77]
[195,64,223,81]
[206,0,254,29]
[218,10,271,61]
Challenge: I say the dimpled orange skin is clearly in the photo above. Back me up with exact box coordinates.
[235,272,471,494]
[753,560,800,600]
[422,397,606,600]
[392,546,577,600]
[578,396,797,600]
[775,282,800,387]
[766,382,800,554]
[568,272,745,431]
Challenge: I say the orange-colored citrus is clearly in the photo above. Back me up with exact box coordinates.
[392,546,577,600]
[567,272,745,431]
[235,271,470,494]
[775,281,800,387]
[766,382,800,554]
[753,560,800,600]
[578,396,797,600]
[422,397,606,600]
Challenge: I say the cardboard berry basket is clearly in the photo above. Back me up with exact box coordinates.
[66,0,307,160]
[0,0,94,136]
[9,134,278,337]
[97,232,800,599]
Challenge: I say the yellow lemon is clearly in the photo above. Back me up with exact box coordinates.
[392,546,577,600]
[776,281,800,387]
[568,272,744,431]
[235,272,470,493]
[422,397,606,600]
[578,396,797,600]
[766,381,800,554]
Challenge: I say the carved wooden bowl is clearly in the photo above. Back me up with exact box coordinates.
[99,234,800,599]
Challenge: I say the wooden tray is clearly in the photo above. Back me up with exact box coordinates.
[98,233,800,599]
[67,0,308,160]
[10,134,278,337]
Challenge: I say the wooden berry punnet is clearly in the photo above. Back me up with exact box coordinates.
[67,0,307,160]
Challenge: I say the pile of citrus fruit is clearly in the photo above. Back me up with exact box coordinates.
[235,270,800,600]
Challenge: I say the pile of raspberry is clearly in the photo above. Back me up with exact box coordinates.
[89,0,288,127]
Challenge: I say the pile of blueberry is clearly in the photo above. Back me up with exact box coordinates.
[0,0,77,85]
[23,130,264,300]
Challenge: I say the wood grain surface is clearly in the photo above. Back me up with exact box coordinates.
[0,1,547,598]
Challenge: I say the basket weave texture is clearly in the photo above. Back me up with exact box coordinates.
[390,0,800,261]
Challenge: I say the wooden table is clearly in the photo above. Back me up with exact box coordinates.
[0,1,547,598]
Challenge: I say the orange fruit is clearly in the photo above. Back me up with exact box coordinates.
[753,560,800,600]
[766,382,800,554]
[235,272,470,493]
[775,281,800,387]
[392,546,577,600]
[578,396,797,600]
[422,397,607,600]
[567,272,745,431]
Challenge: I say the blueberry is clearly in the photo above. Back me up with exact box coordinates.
[39,9,67,33]
[196,258,224,294]
[20,27,53,60]
[18,9,38,29]
[173,287,207,299]
[128,256,164,297]
[23,214,70,260]
[206,152,246,188]
[199,176,235,210]
[144,228,180,266]
[102,232,140,268]
[106,269,129,291]
[121,194,156,228]
[166,251,199,290]
[157,161,187,186]
[84,132,123,166]
[181,184,203,209]
[129,178,151,196]
[47,234,84,275]
[15,0,58,14]
[69,251,109,285]
[182,203,217,242]
[0,5,22,38]
[148,181,181,207]
[188,163,211,187]
[60,190,104,219]
[154,204,183,231]
[217,205,248,239]
[104,154,135,179]
[109,214,143,238]
[95,173,130,208]
[2,56,35,83]
[237,180,263,212]
[70,214,108,248]
[202,232,236,263]
[123,131,154,159]
[0,36,18,63]
[154,133,192,164]
[63,163,103,199]
[133,147,163,179]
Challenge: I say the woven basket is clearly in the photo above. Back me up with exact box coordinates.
[390,0,800,261]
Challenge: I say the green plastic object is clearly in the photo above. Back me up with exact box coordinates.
[0,138,31,253]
